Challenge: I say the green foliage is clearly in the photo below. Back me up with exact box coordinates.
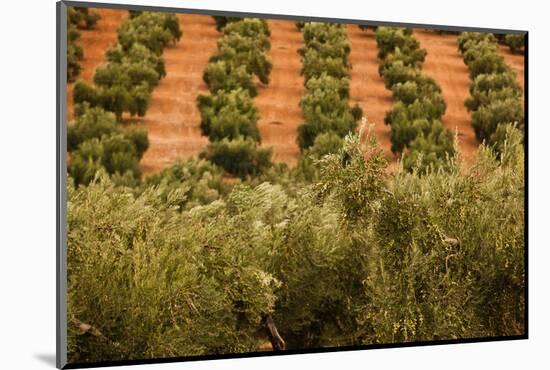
[66,7,98,80]
[106,43,167,79]
[297,74,358,150]
[73,80,134,121]
[128,10,143,19]
[391,117,432,153]
[222,18,270,38]
[118,12,182,54]
[385,95,446,128]
[69,134,142,186]
[68,105,119,151]
[457,32,496,54]
[317,135,524,342]
[351,104,363,121]
[200,137,272,179]
[206,19,272,89]
[471,98,524,142]
[297,132,344,181]
[212,16,242,31]
[73,11,179,121]
[197,89,260,142]
[468,71,520,95]
[299,36,350,61]
[488,123,523,159]
[67,33,83,81]
[95,59,159,90]
[402,121,455,173]
[210,32,272,84]
[462,39,498,65]
[303,71,350,98]
[302,22,347,46]
[373,26,453,173]
[465,85,521,112]
[379,60,418,89]
[67,175,281,362]
[124,125,149,157]
[300,22,350,82]
[458,33,510,79]
[203,61,257,97]
[301,49,349,81]
[144,158,229,210]
[458,32,524,145]
[375,27,417,59]
[68,139,105,187]
[504,34,525,54]
[65,19,525,363]
[297,25,358,151]
[390,77,441,105]
[68,134,525,361]
[196,18,271,180]
[67,106,148,186]
[73,80,100,107]
[466,49,509,79]
[68,6,101,29]
[378,46,427,77]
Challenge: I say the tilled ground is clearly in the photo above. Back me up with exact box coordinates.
[347,26,395,162]
[414,29,478,165]
[498,44,525,95]
[255,19,305,167]
[66,8,127,121]
[137,14,219,176]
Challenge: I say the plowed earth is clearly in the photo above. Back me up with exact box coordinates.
[137,14,218,175]
[66,8,127,121]
[255,19,304,167]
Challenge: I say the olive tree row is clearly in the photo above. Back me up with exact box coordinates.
[73,11,181,120]
[67,104,149,186]
[67,129,525,362]
[67,7,101,81]
[198,18,273,178]
[68,11,181,186]
[492,32,525,55]
[373,27,454,173]
[458,32,524,151]
[297,22,362,152]
[504,34,525,54]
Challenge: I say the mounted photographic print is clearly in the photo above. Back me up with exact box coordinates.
[56,1,528,368]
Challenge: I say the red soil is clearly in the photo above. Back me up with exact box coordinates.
[255,19,304,167]
[347,26,395,161]
[498,44,525,93]
[66,8,127,121]
[414,30,478,164]
[137,14,218,176]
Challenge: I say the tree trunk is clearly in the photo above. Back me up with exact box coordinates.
[263,313,285,351]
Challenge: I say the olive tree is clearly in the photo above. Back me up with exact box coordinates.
[200,137,272,178]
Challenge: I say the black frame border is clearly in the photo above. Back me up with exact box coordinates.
[56,1,529,369]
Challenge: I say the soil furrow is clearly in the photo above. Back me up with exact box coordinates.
[138,14,219,176]
[498,44,525,93]
[66,8,127,121]
[414,30,478,164]
[255,19,304,167]
[347,26,395,161]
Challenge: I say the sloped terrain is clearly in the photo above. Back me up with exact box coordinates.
[138,14,219,175]
[414,29,478,164]
[498,44,525,93]
[347,26,394,161]
[66,8,126,121]
[255,19,304,167]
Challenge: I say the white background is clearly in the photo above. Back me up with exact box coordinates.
[0,0,547,368]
